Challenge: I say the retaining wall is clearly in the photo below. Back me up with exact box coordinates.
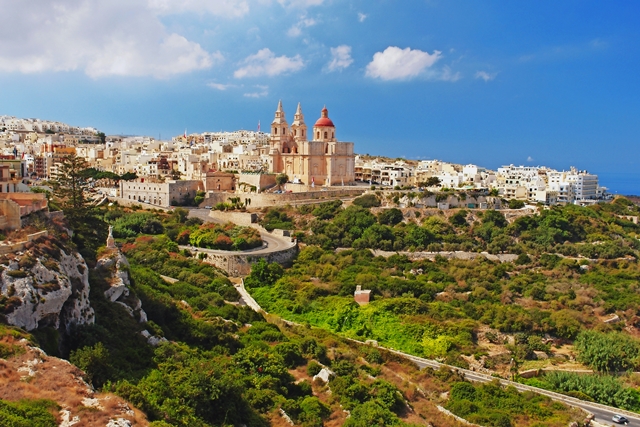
[200,188,366,208]
[365,249,518,263]
[0,230,49,255]
[199,243,298,277]
[208,210,257,227]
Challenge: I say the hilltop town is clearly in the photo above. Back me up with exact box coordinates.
[0,105,608,217]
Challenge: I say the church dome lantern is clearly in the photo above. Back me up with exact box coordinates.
[314,106,335,128]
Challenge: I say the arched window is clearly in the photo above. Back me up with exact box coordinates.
[274,128,278,135]
[324,131,328,139]
[282,127,286,135]
[332,132,334,139]
[316,131,320,139]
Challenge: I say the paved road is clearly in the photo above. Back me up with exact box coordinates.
[384,349,639,426]
[186,208,294,255]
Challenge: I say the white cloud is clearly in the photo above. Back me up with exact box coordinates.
[244,85,269,98]
[277,0,324,8]
[0,0,220,78]
[527,156,534,162]
[365,46,442,81]
[475,71,497,82]
[287,16,317,37]
[327,45,353,72]
[440,66,461,82]
[358,12,367,22]
[207,82,235,90]
[148,0,250,17]
[234,48,304,78]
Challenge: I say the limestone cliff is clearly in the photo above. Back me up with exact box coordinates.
[96,249,147,323]
[95,248,165,346]
[0,235,95,332]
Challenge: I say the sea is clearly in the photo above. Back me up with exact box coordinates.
[598,171,640,197]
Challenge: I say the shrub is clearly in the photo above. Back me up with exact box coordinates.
[353,194,380,208]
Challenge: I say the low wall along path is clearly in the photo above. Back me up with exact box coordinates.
[185,209,298,277]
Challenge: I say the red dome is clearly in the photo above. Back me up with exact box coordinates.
[314,117,335,127]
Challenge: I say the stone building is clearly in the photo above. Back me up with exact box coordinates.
[120,179,203,206]
[265,101,355,186]
[204,171,236,192]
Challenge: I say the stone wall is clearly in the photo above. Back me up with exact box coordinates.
[0,199,21,230]
[109,197,172,211]
[200,244,299,277]
[0,231,49,255]
[367,249,518,263]
[200,187,365,208]
[238,173,276,191]
[208,210,257,227]
[0,193,48,217]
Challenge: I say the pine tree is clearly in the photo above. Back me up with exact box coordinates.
[52,154,92,222]
[51,154,106,260]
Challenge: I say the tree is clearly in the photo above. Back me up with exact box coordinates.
[275,173,289,190]
[244,259,284,287]
[96,131,106,144]
[52,154,93,223]
[422,176,441,187]
[70,342,114,388]
[508,199,525,209]
[121,172,138,181]
[575,330,640,373]
[378,208,403,225]
[51,154,107,260]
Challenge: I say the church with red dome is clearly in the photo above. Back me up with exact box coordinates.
[264,101,355,187]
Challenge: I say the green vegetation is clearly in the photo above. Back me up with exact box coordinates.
[446,380,574,427]
[189,222,262,250]
[0,399,58,427]
[261,208,294,231]
[575,330,640,373]
[264,196,640,256]
[524,371,640,412]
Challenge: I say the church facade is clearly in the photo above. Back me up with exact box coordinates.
[264,101,355,187]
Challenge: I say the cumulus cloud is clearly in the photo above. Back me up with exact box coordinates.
[527,156,534,162]
[365,46,442,80]
[358,12,367,22]
[287,16,317,37]
[244,85,269,98]
[475,71,497,82]
[234,48,304,78]
[327,45,353,72]
[0,0,220,78]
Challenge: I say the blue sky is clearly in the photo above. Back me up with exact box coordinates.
[1,0,639,192]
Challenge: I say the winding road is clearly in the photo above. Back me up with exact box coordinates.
[186,208,294,255]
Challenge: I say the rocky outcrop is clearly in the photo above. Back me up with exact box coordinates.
[96,250,147,323]
[0,244,95,332]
